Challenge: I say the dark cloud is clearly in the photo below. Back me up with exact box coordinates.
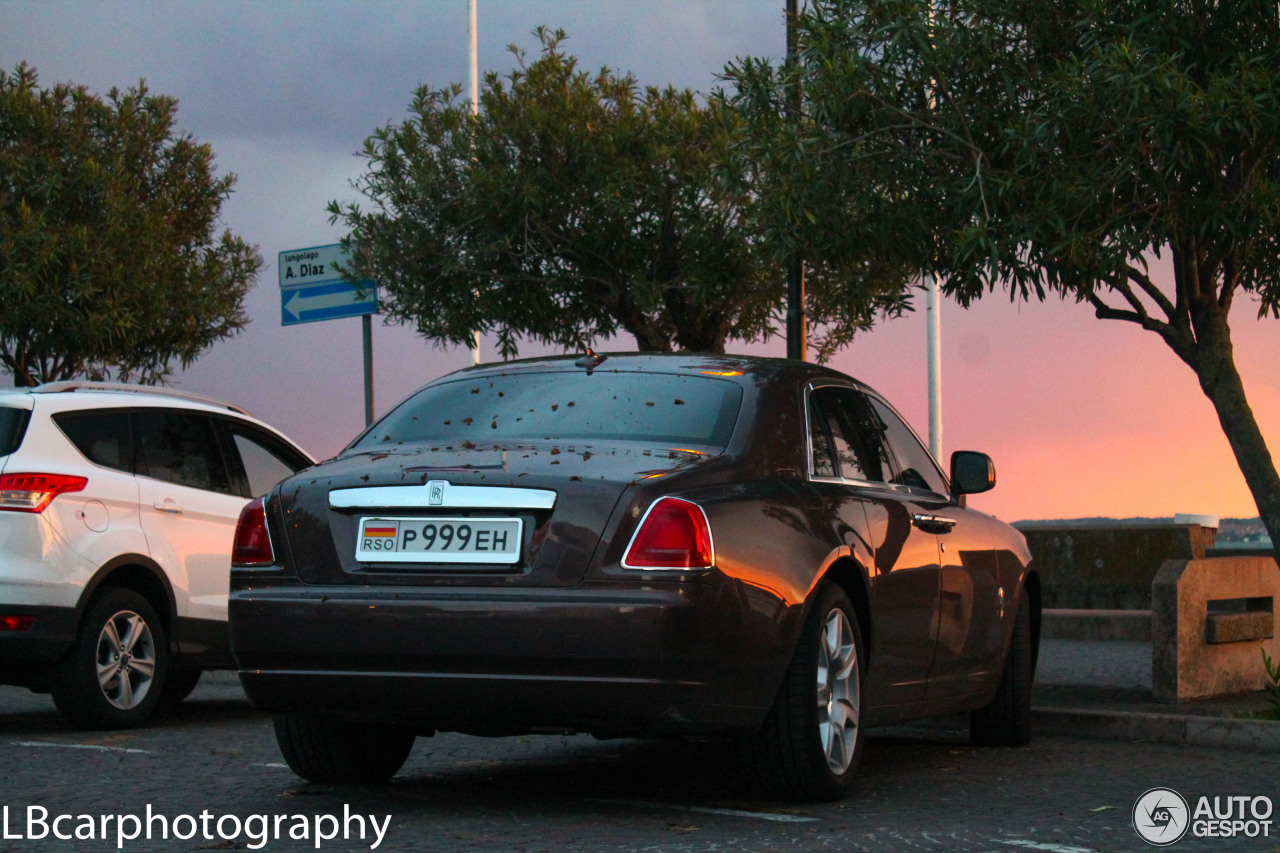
[0,0,782,456]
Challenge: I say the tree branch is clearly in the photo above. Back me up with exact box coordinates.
[1087,292,1173,339]
[1126,267,1176,321]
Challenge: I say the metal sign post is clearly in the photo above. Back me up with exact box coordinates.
[362,314,374,426]
[279,243,379,426]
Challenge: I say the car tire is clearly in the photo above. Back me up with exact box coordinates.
[51,588,167,730]
[160,669,202,706]
[274,714,415,784]
[740,583,864,801]
[970,588,1032,746]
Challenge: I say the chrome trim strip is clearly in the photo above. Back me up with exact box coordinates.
[329,480,556,510]
[620,497,716,572]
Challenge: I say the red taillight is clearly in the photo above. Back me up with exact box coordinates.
[622,497,715,570]
[0,615,36,632]
[0,473,88,513]
[232,497,276,568]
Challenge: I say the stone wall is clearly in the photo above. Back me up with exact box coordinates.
[1015,523,1216,610]
[1152,555,1280,702]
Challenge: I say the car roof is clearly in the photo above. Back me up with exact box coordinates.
[430,352,861,389]
[0,381,247,414]
[0,382,315,462]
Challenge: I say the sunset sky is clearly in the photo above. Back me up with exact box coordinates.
[2,1,1276,524]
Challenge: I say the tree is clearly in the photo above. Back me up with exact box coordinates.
[724,0,1280,553]
[329,28,909,358]
[0,63,260,386]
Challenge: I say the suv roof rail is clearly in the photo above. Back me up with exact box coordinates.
[31,381,251,416]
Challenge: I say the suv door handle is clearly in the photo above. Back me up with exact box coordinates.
[153,501,184,514]
[912,513,956,533]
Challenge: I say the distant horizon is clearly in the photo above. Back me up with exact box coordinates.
[1012,515,1272,548]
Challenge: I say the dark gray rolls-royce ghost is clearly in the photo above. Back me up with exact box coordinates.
[229,353,1038,801]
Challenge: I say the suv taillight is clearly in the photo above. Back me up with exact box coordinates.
[0,473,88,513]
[232,497,276,568]
[621,497,715,570]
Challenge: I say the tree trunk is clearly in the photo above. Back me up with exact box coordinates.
[1184,304,1280,560]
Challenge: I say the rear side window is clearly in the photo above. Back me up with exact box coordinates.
[808,396,838,478]
[808,387,892,483]
[229,429,308,497]
[54,410,134,473]
[135,410,233,495]
[0,405,31,457]
[358,371,743,451]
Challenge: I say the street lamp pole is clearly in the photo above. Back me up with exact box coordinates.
[925,2,942,461]
[468,0,481,365]
[785,0,806,362]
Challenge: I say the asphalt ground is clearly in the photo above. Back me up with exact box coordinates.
[2,644,1279,852]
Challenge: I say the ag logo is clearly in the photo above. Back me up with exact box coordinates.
[428,481,445,506]
[1133,787,1190,846]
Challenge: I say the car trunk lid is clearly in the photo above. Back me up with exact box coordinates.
[277,441,718,588]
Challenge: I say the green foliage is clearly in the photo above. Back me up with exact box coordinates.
[724,0,1280,552]
[330,28,909,358]
[1262,649,1280,717]
[0,63,259,386]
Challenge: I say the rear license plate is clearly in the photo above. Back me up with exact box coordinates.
[356,517,523,564]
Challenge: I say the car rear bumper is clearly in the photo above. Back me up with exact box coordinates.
[230,578,793,735]
[0,603,79,687]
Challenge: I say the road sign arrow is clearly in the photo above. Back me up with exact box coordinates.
[283,285,375,320]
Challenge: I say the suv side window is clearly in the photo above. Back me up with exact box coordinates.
[808,387,893,483]
[227,427,308,497]
[866,396,948,495]
[54,410,134,473]
[0,405,31,457]
[135,410,233,495]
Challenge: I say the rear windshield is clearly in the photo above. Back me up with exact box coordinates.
[0,405,31,457]
[356,371,742,451]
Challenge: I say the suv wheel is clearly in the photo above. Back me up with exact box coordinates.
[274,714,415,784]
[51,588,167,729]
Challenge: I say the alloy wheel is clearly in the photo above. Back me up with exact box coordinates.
[816,607,859,774]
[94,610,157,710]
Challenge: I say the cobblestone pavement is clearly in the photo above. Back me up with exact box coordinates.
[2,677,1278,853]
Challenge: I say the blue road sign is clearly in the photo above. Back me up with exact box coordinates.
[278,242,377,326]
[280,279,377,326]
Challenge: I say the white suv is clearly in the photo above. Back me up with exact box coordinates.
[0,382,313,729]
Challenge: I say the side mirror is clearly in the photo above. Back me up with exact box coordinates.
[951,450,996,498]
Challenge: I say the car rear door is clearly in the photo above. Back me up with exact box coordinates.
[132,409,249,624]
[808,385,942,707]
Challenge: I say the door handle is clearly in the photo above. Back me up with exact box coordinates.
[912,513,956,533]
[153,501,184,514]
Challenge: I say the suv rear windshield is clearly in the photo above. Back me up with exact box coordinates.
[356,371,743,451]
[0,405,30,457]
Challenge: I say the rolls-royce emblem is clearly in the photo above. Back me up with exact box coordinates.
[428,481,445,506]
